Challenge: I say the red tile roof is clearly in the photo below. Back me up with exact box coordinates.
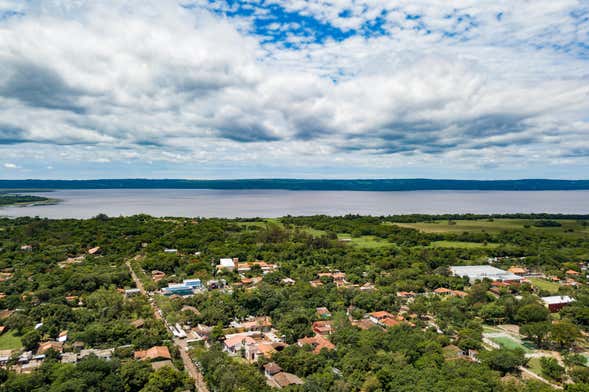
[134,346,172,361]
[369,311,394,320]
[297,334,335,354]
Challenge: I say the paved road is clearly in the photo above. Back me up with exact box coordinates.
[126,258,209,392]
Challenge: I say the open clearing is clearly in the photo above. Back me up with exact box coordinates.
[338,234,393,249]
[391,219,589,235]
[527,357,543,376]
[490,336,531,352]
[0,330,23,350]
[529,278,561,294]
[429,240,500,249]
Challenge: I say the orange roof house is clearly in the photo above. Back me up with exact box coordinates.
[369,311,395,320]
[312,321,334,335]
[380,318,402,328]
[223,335,256,353]
[566,269,580,275]
[508,266,528,275]
[37,341,63,355]
[297,334,335,354]
[434,287,453,295]
[239,316,272,332]
[451,290,469,298]
[134,346,172,361]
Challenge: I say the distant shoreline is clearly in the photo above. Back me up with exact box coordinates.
[0,193,60,208]
[2,178,589,191]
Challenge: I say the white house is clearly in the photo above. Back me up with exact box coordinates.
[218,258,237,272]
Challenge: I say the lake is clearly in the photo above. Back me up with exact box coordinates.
[1,189,589,218]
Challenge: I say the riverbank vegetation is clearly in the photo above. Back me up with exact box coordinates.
[0,193,55,207]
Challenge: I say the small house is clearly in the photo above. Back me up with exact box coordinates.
[134,346,171,362]
[541,295,575,312]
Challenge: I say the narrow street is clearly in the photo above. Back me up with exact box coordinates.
[126,258,209,392]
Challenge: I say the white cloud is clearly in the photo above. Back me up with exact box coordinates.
[3,162,17,169]
[0,0,588,178]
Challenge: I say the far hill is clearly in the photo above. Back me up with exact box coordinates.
[1,178,589,191]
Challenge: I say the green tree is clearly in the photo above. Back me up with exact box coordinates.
[479,348,526,374]
[21,330,41,351]
[540,357,565,381]
[520,322,551,347]
[550,321,580,349]
[516,304,549,323]
[479,303,506,324]
[570,367,589,384]
[140,366,190,392]
[120,360,152,392]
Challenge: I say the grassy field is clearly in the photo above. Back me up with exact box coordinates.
[237,219,328,237]
[0,330,23,350]
[490,336,531,352]
[392,219,589,235]
[527,357,543,376]
[429,240,500,249]
[528,278,561,294]
[338,234,393,249]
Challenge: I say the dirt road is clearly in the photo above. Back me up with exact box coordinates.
[126,258,209,392]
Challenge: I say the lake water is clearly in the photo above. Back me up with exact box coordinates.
[1,189,589,218]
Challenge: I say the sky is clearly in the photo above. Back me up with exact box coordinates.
[0,0,588,180]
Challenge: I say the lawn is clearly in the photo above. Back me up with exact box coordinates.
[527,357,543,376]
[528,278,560,294]
[391,219,589,236]
[338,234,393,249]
[392,219,524,234]
[429,241,500,249]
[0,330,23,350]
[490,336,530,352]
[236,218,283,229]
[301,227,327,237]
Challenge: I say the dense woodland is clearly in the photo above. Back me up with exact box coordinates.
[0,213,588,391]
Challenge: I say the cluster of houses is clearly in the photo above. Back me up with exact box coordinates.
[309,271,375,291]
[222,317,287,363]
[217,258,279,274]
[449,265,580,313]
[0,342,175,373]
[152,258,281,298]
[394,265,580,316]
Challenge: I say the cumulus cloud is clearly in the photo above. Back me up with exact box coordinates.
[0,0,588,178]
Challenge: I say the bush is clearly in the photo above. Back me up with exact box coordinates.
[541,357,565,381]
